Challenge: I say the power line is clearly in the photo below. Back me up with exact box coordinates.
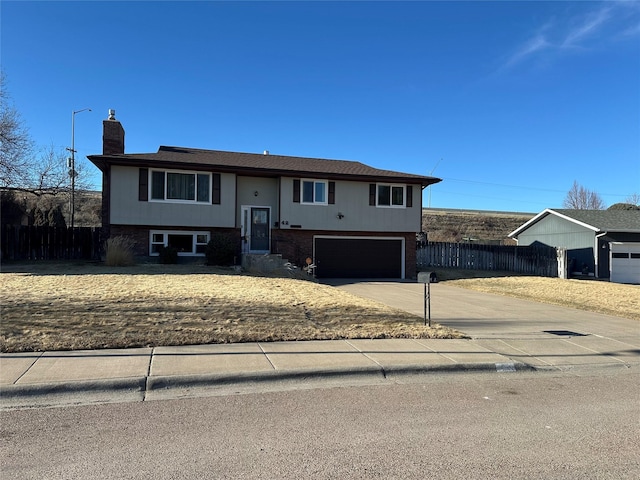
[430,189,554,207]
[442,177,630,198]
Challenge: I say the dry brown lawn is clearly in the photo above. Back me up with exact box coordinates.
[0,263,461,353]
[445,275,639,321]
[3,263,636,353]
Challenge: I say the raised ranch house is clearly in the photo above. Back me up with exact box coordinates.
[509,208,640,284]
[88,111,441,279]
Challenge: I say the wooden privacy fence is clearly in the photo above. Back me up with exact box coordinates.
[1,225,103,261]
[417,242,558,277]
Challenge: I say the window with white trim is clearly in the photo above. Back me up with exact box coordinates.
[377,184,405,207]
[301,179,327,204]
[150,169,211,203]
[150,231,210,256]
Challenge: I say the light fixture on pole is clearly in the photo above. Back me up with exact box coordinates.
[66,108,91,228]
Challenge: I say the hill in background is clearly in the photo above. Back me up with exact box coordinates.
[422,208,535,245]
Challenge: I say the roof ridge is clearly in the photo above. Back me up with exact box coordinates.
[158,145,369,165]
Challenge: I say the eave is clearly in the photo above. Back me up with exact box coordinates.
[87,154,442,188]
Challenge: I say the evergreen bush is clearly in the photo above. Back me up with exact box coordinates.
[205,232,239,266]
[158,246,179,264]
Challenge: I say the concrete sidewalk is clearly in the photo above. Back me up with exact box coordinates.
[2,281,639,409]
[1,338,528,408]
[2,332,638,409]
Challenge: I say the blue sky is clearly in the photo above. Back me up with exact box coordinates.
[2,1,639,212]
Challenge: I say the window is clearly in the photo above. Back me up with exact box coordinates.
[377,184,405,207]
[167,173,195,200]
[301,179,327,204]
[197,174,210,202]
[149,169,211,203]
[151,171,165,200]
[151,233,165,254]
[149,231,210,256]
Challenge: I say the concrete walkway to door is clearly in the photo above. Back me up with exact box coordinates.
[328,280,640,371]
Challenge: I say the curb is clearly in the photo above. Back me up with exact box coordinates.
[144,362,534,396]
[0,377,146,410]
[528,362,636,373]
[1,377,146,397]
[147,364,386,391]
[381,361,534,375]
[1,361,535,409]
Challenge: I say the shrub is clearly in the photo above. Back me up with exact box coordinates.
[158,246,178,264]
[205,232,239,266]
[104,236,135,266]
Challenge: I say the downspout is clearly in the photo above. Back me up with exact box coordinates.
[595,231,609,279]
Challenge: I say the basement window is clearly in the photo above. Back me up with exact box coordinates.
[150,230,210,256]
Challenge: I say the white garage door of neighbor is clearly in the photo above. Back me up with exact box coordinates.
[610,242,640,284]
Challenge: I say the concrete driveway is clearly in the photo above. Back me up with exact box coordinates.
[329,280,640,370]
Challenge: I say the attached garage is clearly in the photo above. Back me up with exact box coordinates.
[610,242,640,284]
[314,236,405,279]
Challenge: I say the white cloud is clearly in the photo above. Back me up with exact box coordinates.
[561,6,611,47]
[504,34,550,69]
[500,2,638,71]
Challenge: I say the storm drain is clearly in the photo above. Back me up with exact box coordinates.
[543,330,588,337]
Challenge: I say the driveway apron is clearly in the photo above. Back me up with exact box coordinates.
[329,280,640,370]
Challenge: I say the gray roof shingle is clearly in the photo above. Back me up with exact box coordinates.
[552,209,640,232]
[510,208,640,237]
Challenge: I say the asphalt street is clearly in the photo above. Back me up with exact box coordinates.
[1,368,638,479]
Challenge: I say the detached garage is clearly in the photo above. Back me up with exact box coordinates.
[610,242,640,284]
[314,236,405,279]
[509,209,640,283]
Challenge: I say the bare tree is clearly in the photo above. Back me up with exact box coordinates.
[1,72,91,197]
[26,143,90,196]
[563,180,606,210]
[0,72,34,189]
[625,193,640,207]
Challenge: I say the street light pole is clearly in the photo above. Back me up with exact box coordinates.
[67,108,91,228]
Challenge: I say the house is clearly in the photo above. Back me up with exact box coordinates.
[88,111,441,279]
[508,208,640,283]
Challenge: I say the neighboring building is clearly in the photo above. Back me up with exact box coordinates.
[88,111,440,279]
[508,208,640,283]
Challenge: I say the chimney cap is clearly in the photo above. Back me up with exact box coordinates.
[108,109,116,120]
[263,150,269,155]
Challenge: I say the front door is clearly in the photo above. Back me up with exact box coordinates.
[242,206,270,253]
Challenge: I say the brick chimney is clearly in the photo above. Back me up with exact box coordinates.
[102,109,125,155]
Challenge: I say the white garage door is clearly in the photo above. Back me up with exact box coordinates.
[610,242,640,284]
